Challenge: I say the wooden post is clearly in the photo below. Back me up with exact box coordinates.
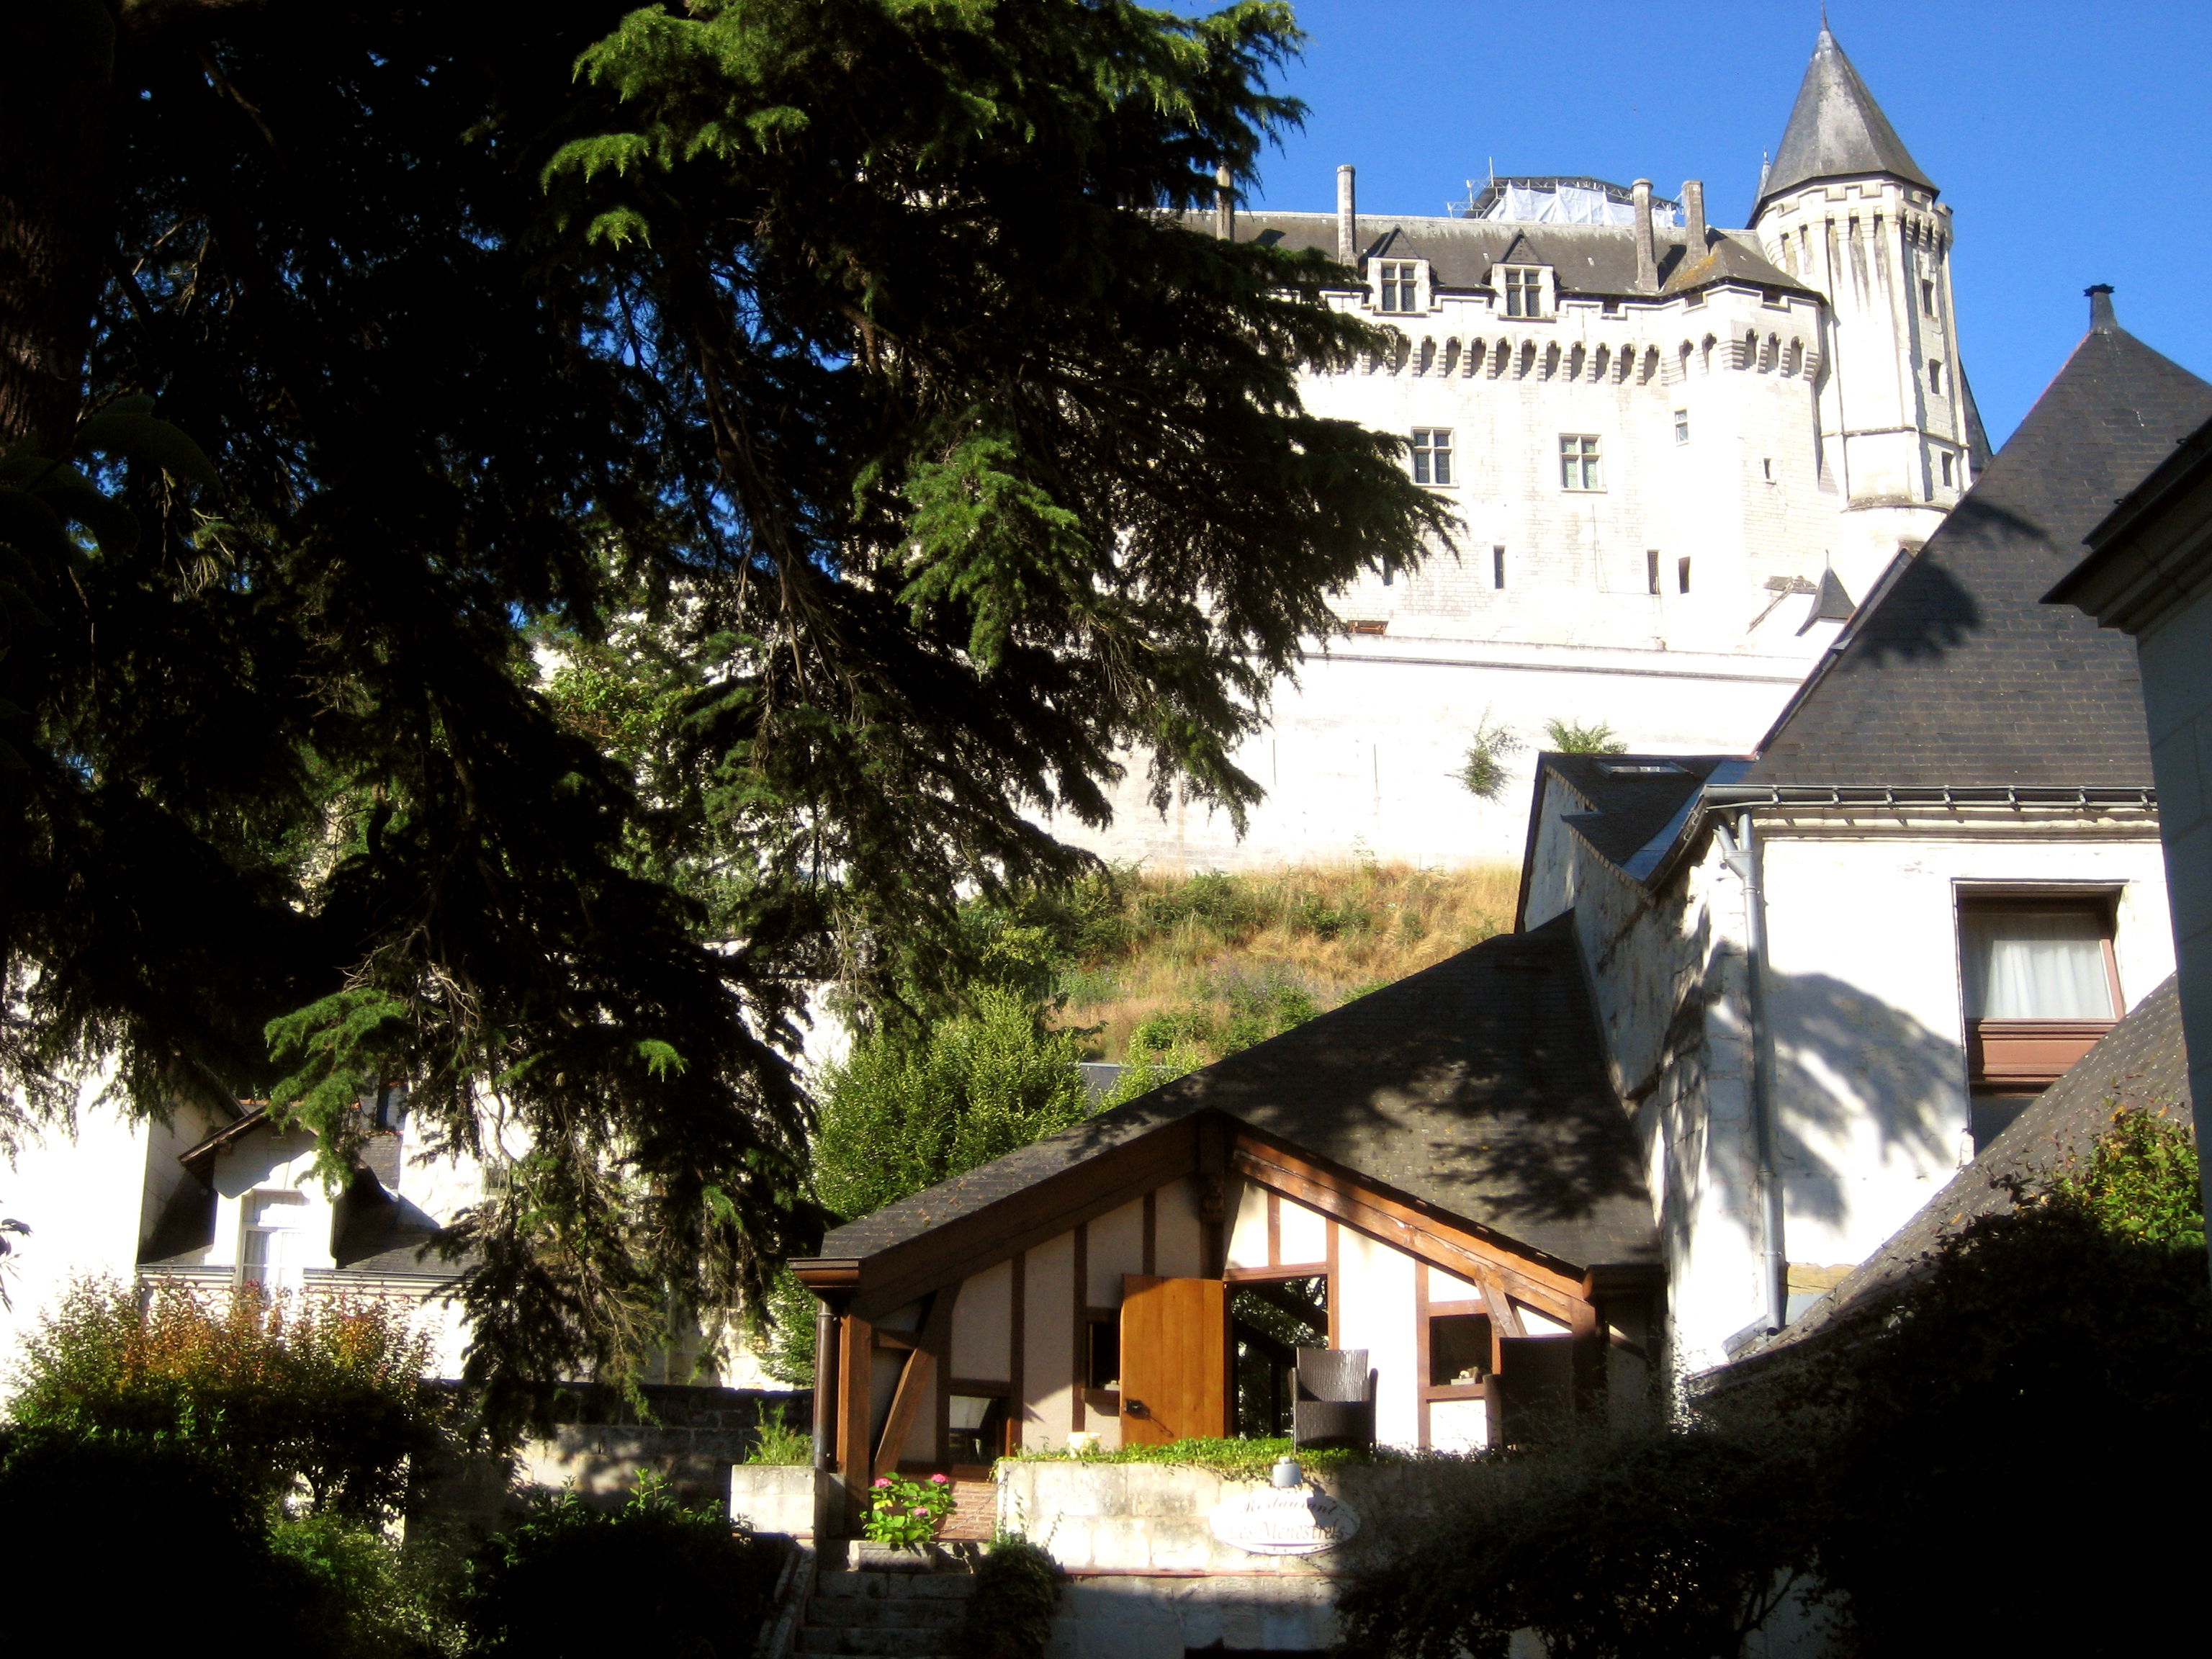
[835,1310,873,1532]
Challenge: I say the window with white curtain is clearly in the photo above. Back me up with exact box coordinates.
[240,1189,308,1290]
[1959,906,2116,1020]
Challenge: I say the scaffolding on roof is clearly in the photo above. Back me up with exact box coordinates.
[1453,174,1681,228]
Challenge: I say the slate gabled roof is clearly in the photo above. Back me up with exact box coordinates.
[1745,302,2212,786]
[1724,974,2193,1372]
[1756,27,1935,215]
[815,914,1658,1276]
[1199,211,1804,302]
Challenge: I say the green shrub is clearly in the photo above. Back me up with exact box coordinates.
[813,984,1090,1224]
[9,1277,444,1519]
[745,1404,813,1465]
[1335,1106,2210,1658]
[460,1476,779,1658]
[1337,1426,1821,1659]
[0,1430,338,1655]
[271,1511,460,1659]
[1542,717,1627,755]
[1456,711,1522,801]
[955,1537,1062,1659]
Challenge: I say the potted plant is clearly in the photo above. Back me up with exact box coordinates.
[864,1470,956,1550]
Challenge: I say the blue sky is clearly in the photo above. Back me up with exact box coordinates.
[1229,1,2212,445]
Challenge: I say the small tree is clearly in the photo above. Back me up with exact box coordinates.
[1456,711,1523,801]
[9,1278,443,1520]
[813,986,1090,1226]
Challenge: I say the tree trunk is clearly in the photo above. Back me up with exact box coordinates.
[0,4,122,449]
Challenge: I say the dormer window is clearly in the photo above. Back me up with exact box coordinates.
[1377,261,1421,313]
[1501,266,1545,318]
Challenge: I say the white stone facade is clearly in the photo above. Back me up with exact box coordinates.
[1067,60,1970,873]
[1521,794,2175,1372]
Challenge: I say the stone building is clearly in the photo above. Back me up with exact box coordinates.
[1070,27,1991,872]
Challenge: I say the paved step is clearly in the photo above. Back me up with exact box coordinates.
[801,1567,975,1659]
[796,1629,958,1657]
[804,1598,966,1629]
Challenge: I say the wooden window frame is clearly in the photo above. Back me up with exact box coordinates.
[1956,889,2123,1094]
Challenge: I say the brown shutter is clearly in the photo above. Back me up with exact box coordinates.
[1118,1274,1228,1444]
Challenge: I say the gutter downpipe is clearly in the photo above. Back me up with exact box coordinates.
[1716,809,1788,1335]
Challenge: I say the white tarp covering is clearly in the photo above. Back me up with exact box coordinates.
[1480,184,1678,227]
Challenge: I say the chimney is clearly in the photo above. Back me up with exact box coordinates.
[2087,283,2117,333]
[1215,164,1235,240]
[1682,180,1707,254]
[1632,179,1657,294]
[1337,164,1358,268]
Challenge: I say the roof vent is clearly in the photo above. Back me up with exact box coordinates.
[1598,761,1688,777]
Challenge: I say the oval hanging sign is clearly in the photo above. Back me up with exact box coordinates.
[1208,1486,1362,1555]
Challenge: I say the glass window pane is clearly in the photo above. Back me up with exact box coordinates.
[1436,446,1452,485]
[1961,909,2113,1019]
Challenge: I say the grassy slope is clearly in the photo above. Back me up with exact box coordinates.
[1052,861,1519,1064]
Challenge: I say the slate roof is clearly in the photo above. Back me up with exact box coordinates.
[1725,975,2193,1372]
[816,914,1658,1274]
[1514,755,1741,925]
[1215,210,1804,302]
[1756,27,1935,215]
[1744,299,2212,786]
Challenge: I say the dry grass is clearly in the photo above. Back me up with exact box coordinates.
[1053,861,1519,1063]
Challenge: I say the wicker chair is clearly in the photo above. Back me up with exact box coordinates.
[1291,1346,1377,1449]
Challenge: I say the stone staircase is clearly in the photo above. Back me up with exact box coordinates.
[797,1563,976,1659]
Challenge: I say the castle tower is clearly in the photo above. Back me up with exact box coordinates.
[1753,28,1969,583]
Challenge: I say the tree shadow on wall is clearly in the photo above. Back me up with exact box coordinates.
[1761,968,1964,1235]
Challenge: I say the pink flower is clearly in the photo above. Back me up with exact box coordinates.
[910,1505,929,1516]
[929,1473,950,1484]
[873,1478,892,1488]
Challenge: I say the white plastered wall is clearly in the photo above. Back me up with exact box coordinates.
[1756,827,2173,1276]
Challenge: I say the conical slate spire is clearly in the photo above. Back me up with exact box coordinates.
[1757,29,1933,215]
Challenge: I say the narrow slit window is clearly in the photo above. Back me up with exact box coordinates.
[1676,556,1691,594]
[1645,550,1660,595]
[1673,408,1690,445]
[1940,451,1955,487]
[1921,276,1937,318]
[1928,359,1945,395]
[1492,546,1506,590]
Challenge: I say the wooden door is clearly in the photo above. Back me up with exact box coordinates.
[1118,1274,1227,1445]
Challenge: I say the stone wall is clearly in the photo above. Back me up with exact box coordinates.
[996,1460,1498,1658]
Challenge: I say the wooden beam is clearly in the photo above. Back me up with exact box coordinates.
[874,1287,960,1478]
[847,1123,1200,1321]
[835,1311,874,1531]
[1231,1136,1586,1324]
